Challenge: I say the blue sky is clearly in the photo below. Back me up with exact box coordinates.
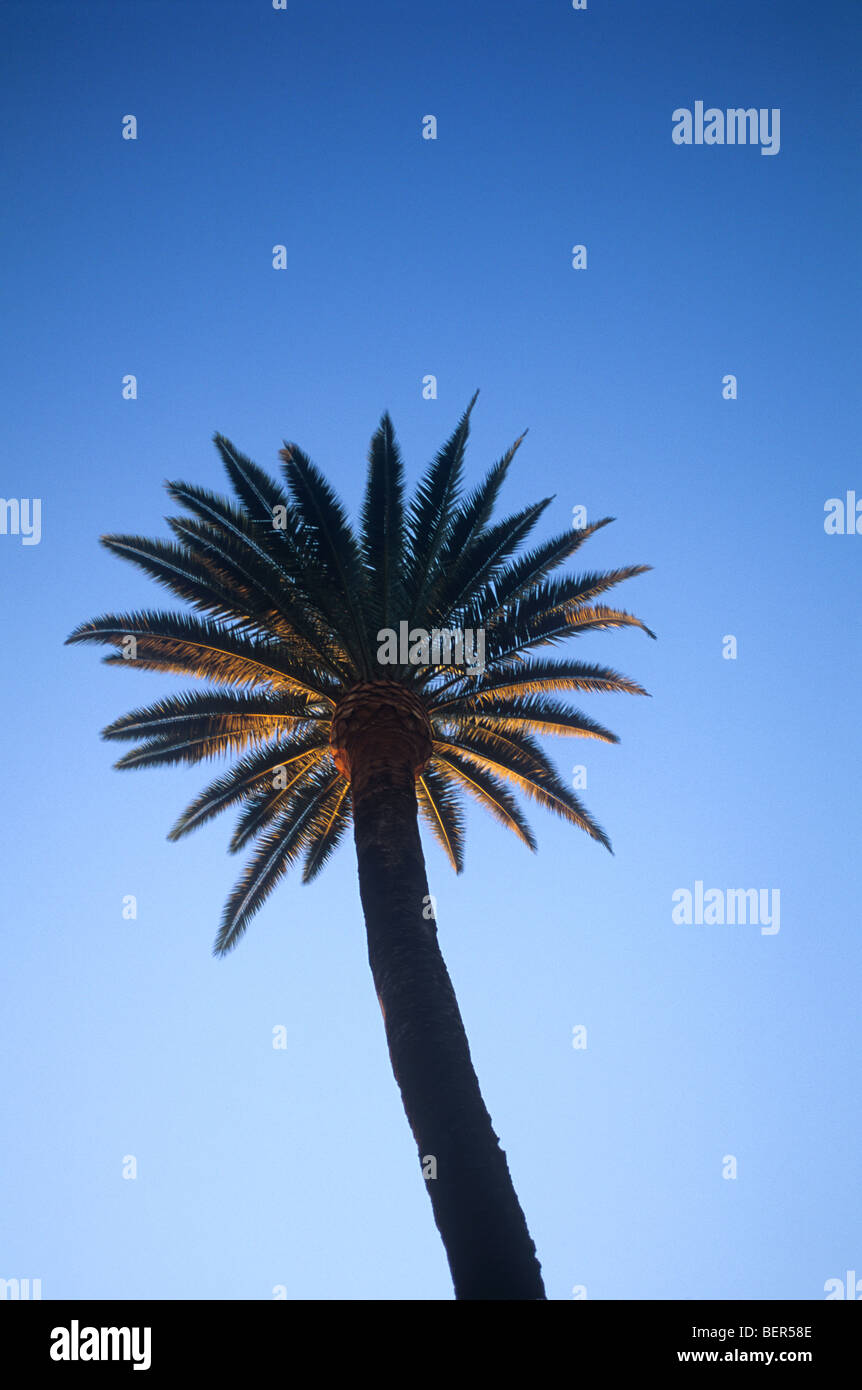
[1,0,860,1300]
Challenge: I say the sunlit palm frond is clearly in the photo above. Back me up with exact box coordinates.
[167,733,329,841]
[215,767,345,954]
[435,723,613,850]
[416,763,466,872]
[229,751,337,853]
[301,778,352,882]
[430,657,649,707]
[102,690,318,743]
[436,695,620,744]
[459,517,617,631]
[428,750,537,851]
[483,602,656,668]
[66,610,340,701]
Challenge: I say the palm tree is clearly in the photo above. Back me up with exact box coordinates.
[66,393,653,1300]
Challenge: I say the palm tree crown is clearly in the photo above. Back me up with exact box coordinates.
[66,393,654,954]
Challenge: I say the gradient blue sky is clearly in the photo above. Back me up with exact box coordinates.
[1,0,860,1300]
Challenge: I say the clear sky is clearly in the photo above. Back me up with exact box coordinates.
[1,0,860,1301]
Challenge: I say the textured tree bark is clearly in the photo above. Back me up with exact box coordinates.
[332,682,546,1300]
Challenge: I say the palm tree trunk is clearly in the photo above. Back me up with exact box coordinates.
[350,754,546,1300]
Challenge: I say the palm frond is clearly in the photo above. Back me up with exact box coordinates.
[165,514,356,679]
[416,763,466,872]
[484,603,656,667]
[100,535,258,626]
[488,568,653,633]
[461,517,617,630]
[166,480,291,579]
[301,779,352,882]
[229,752,334,852]
[438,695,620,744]
[431,657,650,707]
[434,431,528,578]
[215,767,344,954]
[428,497,554,630]
[429,750,537,850]
[102,690,318,743]
[213,433,292,530]
[360,411,406,634]
[279,442,373,672]
[435,724,613,851]
[65,610,340,701]
[167,734,329,841]
[406,392,479,617]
